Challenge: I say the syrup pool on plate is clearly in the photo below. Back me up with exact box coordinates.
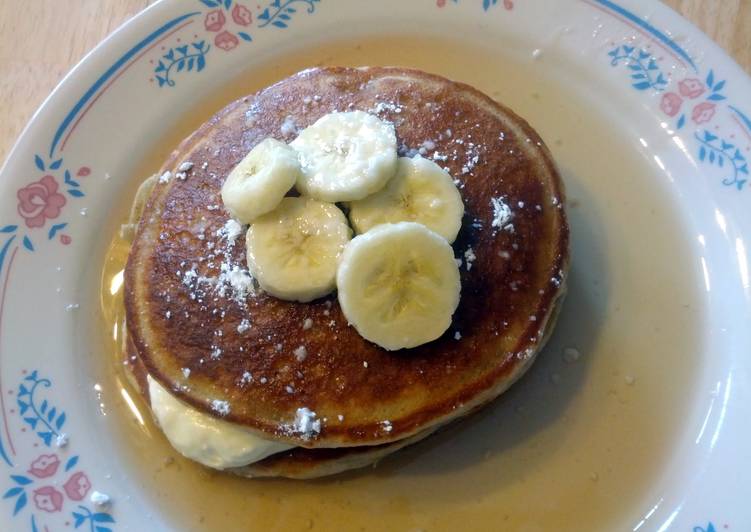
[96,34,702,531]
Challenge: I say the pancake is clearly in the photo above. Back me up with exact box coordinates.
[124,67,569,460]
[123,284,564,479]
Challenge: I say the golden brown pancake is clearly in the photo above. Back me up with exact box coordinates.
[124,67,569,458]
[123,292,564,479]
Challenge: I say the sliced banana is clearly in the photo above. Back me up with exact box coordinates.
[337,222,461,351]
[291,111,397,202]
[221,138,300,223]
[246,197,351,302]
[348,155,464,243]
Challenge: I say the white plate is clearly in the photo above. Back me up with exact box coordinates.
[0,0,749,530]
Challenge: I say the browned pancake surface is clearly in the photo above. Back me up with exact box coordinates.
[125,67,568,448]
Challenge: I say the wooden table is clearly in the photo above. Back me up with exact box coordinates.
[0,1,749,163]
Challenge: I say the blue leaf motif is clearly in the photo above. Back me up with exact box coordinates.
[40,400,47,414]
[19,384,29,396]
[49,159,63,170]
[224,0,232,8]
[272,20,287,28]
[200,0,219,6]
[28,371,38,381]
[23,236,34,251]
[713,80,725,92]
[47,406,56,423]
[608,45,668,91]
[48,223,68,240]
[65,455,79,472]
[708,93,726,101]
[38,431,53,446]
[96,528,112,532]
[706,70,715,88]
[13,492,27,515]
[156,40,211,88]
[68,189,85,197]
[93,513,116,523]
[709,150,716,163]
[18,401,29,415]
[34,155,45,171]
[56,412,66,431]
[699,146,707,161]
[24,417,38,429]
[238,32,252,42]
[11,475,32,486]
[73,512,86,528]
[677,114,686,129]
[0,225,17,233]
[3,487,22,498]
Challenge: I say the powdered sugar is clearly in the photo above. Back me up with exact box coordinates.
[293,345,308,362]
[464,247,477,271]
[490,197,514,233]
[283,407,321,440]
[211,400,230,416]
[280,115,298,136]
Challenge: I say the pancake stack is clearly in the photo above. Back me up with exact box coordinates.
[123,67,569,479]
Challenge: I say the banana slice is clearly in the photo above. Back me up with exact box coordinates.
[291,111,397,202]
[337,222,461,350]
[348,155,464,243]
[246,197,351,302]
[221,138,300,223]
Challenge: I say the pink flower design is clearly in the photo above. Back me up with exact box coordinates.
[215,31,239,51]
[63,471,91,501]
[28,454,60,478]
[33,486,64,513]
[17,175,67,228]
[60,234,72,245]
[232,4,252,26]
[204,9,226,32]
[660,92,683,117]
[692,101,716,124]
[678,78,705,99]
[436,0,447,6]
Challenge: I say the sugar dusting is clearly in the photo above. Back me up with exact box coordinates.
[281,407,321,440]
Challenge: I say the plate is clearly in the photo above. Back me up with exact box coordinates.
[1,0,749,530]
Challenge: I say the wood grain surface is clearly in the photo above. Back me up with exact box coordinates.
[0,0,749,163]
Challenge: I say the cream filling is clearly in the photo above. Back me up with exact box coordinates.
[147,375,294,469]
